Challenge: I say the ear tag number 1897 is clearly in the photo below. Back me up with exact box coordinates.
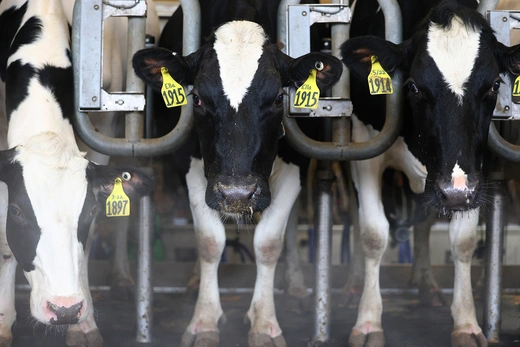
[106,178,130,217]
[293,69,320,109]
[368,56,393,95]
[160,67,188,108]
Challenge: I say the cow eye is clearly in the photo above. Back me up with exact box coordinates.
[9,204,24,222]
[192,94,202,107]
[274,93,284,107]
[409,82,419,94]
[491,80,501,93]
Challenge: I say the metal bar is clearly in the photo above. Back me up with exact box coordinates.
[313,169,334,342]
[478,0,499,15]
[488,122,520,162]
[277,0,301,54]
[136,194,154,343]
[483,182,505,343]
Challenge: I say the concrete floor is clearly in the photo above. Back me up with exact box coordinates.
[9,290,520,347]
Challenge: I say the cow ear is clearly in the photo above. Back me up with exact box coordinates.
[340,36,407,79]
[286,52,343,92]
[132,47,201,91]
[497,42,520,75]
[87,164,154,199]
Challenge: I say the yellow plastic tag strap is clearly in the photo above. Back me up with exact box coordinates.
[160,67,188,108]
[293,69,320,109]
[513,75,520,97]
[367,55,393,95]
[106,178,130,217]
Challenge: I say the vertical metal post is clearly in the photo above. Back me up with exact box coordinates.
[483,181,505,344]
[313,167,334,342]
[136,194,154,343]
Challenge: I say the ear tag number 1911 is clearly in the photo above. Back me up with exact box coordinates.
[513,75,520,97]
[160,67,188,108]
[106,178,130,217]
[368,55,393,95]
[293,69,320,109]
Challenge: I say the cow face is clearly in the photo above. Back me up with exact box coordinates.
[341,1,520,213]
[0,133,152,325]
[133,20,342,217]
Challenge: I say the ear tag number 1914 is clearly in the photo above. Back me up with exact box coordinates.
[368,56,393,95]
[513,75,520,97]
[293,69,320,109]
[161,67,188,108]
[106,178,130,217]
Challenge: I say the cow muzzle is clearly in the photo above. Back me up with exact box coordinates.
[44,297,85,325]
[207,178,270,215]
[435,178,479,211]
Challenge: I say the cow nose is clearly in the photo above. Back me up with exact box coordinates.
[436,179,478,210]
[218,183,258,206]
[47,300,84,325]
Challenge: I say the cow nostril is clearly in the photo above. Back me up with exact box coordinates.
[47,300,83,325]
[436,179,478,209]
[218,183,257,203]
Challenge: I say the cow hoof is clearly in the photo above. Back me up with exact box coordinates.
[181,330,219,347]
[348,331,384,347]
[0,335,12,347]
[248,332,287,347]
[110,277,134,301]
[451,332,488,347]
[66,328,103,347]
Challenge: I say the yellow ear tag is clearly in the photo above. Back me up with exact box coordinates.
[513,75,520,97]
[368,55,393,95]
[160,67,188,108]
[106,178,130,217]
[293,69,320,109]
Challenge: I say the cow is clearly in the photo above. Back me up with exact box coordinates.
[0,1,153,346]
[341,0,520,346]
[133,13,343,347]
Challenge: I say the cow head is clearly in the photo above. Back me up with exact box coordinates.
[0,133,152,325]
[133,20,342,217]
[341,0,520,213]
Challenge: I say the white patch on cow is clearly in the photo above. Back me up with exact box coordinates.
[213,21,267,111]
[451,162,468,190]
[8,2,71,69]
[427,16,481,103]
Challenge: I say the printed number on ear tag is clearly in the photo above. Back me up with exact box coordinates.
[513,76,520,97]
[106,178,130,217]
[294,69,320,109]
[160,67,188,108]
[368,56,393,95]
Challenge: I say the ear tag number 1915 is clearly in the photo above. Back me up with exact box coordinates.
[160,67,188,108]
[106,178,130,217]
[293,69,320,109]
[513,75,520,97]
[368,55,393,95]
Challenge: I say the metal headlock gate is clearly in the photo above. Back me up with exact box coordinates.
[70,0,520,344]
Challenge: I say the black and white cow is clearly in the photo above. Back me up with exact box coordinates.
[341,0,520,346]
[133,16,342,347]
[0,1,152,346]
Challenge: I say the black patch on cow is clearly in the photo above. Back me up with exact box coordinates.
[9,16,42,60]
[0,2,28,81]
[4,60,36,118]
[77,184,97,249]
[38,64,74,121]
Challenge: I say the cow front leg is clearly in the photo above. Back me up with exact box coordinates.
[349,158,387,347]
[246,160,300,347]
[449,211,487,347]
[181,159,225,347]
[0,184,16,347]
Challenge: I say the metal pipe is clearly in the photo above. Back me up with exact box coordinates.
[313,170,334,342]
[277,0,301,53]
[136,194,154,343]
[488,122,520,162]
[483,182,505,343]
[477,0,499,15]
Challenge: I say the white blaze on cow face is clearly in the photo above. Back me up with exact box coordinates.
[213,21,267,111]
[451,162,468,190]
[427,16,481,104]
[14,132,90,322]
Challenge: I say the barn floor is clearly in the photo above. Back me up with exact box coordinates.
[9,290,520,347]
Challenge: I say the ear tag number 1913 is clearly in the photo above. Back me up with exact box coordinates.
[106,178,130,217]
[293,69,320,109]
[161,67,188,108]
[368,55,393,95]
[513,75,520,97]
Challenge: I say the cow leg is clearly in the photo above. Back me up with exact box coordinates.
[67,221,103,347]
[181,159,225,347]
[0,184,16,347]
[449,211,487,347]
[409,211,445,306]
[348,156,387,347]
[245,160,300,347]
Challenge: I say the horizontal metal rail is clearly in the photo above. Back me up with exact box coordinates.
[72,0,200,157]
